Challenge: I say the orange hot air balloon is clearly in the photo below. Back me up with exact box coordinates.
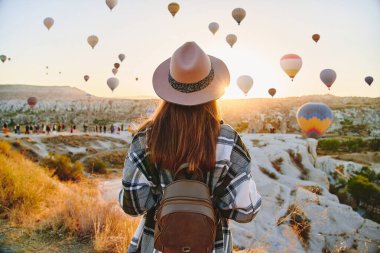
[114,63,120,69]
[280,54,302,81]
[312,34,320,43]
[168,2,180,17]
[27,97,38,108]
[268,88,276,97]
[84,75,89,82]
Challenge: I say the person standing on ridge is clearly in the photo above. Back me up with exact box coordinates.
[119,42,261,253]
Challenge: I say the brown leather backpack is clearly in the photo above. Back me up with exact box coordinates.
[154,165,217,253]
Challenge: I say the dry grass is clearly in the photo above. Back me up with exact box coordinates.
[271,157,283,174]
[288,149,309,180]
[259,166,278,180]
[300,185,323,195]
[0,140,138,253]
[278,204,311,251]
[41,135,128,148]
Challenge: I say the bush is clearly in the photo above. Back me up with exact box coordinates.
[347,175,380,208]
[342,138,365,153]
[43,153,83,181]
[368,138,380,151]
[87,158,107,174]
[318,139,340,152]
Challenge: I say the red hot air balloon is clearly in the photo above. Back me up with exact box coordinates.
[27,97,38,108]
[268,88,276,97]
[114,63,120,69]
[84,75,89,82]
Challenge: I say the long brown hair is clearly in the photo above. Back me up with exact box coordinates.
[140,100,221,173]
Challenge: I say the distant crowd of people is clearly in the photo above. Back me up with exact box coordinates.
[2,122,128,135]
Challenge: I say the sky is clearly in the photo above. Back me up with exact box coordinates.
[0,0,379,99]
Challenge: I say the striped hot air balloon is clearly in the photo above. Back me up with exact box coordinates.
[280,54,302,81]
[296,102,333,139]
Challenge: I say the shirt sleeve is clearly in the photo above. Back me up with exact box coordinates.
[215,132,262,223]
[118,132,158,216]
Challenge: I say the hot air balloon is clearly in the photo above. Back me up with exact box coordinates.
[118,54,125,62]
[87,35,99,49]
[135,77,139,81]
[105,0,118,10]
[84,75,89,82]
[168,2,180,17]
[43,17,54,30]
[0,55,6,63]
[208,22,219,35]
[297,102,333,139]
[112,68,118,75]
[46,66,48,69]
[320,69,336,90]
[107,77,119,92]
[27,97,38,109]
[7,58,11,61]
[280,54,302,81]
[114,63,120,69]
[232,8,246,25]
[237,75,253,95]
[108,100,113,107]
[365,76,373,86]
[268,88,276,97]
[312,34,320,43]
[226,34,237,48]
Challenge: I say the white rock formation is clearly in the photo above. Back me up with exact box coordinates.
[232,134,380,253]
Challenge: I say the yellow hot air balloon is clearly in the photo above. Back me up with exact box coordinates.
[43,17,54,30]
[208,22,219,35]
[226,34,237,48]
[232,8,246,25]
[297,102,333,139]
[168,2,180,17]
[87,35,99,49]
[237,75,253,95]
[280,54,302,81]
[105,0,118,10]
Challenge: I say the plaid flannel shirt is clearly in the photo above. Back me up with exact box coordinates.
[119,124,262,253]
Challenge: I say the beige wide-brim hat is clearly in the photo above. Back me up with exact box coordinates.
[152,41,230,106]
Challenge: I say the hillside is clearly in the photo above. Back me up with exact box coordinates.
[1,85,379,137]
[0,85,91,101]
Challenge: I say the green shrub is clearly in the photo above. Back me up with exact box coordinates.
[318,139,340,152]
[87,158,107,174]
[368,138,380,151]
[348,175,380,207]
[342,138,365,153]
[43,154,83,181]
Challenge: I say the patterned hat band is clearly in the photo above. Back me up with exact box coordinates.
[168,67,214,93]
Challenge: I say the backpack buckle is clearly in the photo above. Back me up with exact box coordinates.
[182,246,191,253]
